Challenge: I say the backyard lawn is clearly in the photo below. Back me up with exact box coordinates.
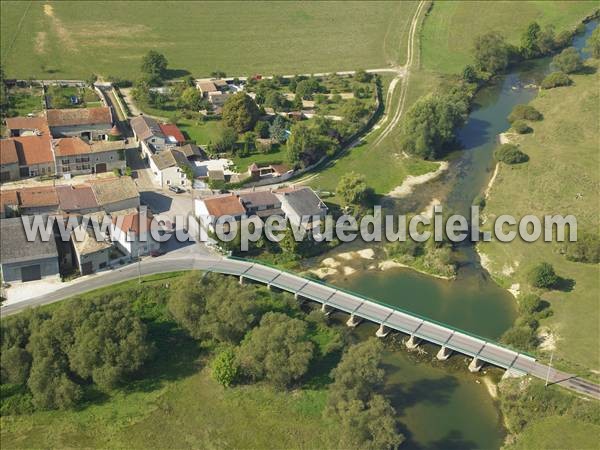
[1,1,418,79]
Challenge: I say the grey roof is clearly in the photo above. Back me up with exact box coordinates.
[130,115,164,141]
[151,149,190,170]
[178,143,204,158]
[0,217,58,264]
[239,191,281,210]
[276,187,327,217]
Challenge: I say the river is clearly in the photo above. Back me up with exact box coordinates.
[327,20,597,450]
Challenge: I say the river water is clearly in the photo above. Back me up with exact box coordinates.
[332,21,597,450]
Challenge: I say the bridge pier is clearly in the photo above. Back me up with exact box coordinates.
[346,314,362,328]
[321,304,332,316]
[436,345,452,360]
[468,357,483,373]
[376,324,390,338]
[239,275,245,285]
[405,334,420,349]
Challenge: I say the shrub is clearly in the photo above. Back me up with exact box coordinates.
[541,71,572,89]
[494,144,529,164]
[211,347,239,387]
[511,120,532,134]
[502,326,538,352]
[527,262,558,289]
[508,104,542,122]
[552,47,582,74]
[564,232,600,264]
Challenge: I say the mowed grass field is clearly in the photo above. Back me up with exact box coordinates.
[0,1,417,79]
[480,61,600,372]
[421,1,598,74]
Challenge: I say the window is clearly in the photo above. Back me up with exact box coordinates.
[99,262,107,269]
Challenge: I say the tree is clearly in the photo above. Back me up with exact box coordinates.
[167,273,206,339]
[27,357,83,410]
[326,339,404,449]
[269,115,287,143]
[1,346,32,384]
[511,120,533,134]
[264,90,285,111]
[222,92,260,133]
[399,92,468,159]
[211,347,239,387]
[213,127,238,153]
[179,86,204,110]
[337,172,371,207]
[518,294,545,316]
[507,104,542,122]
[354,69,372,83]
[473,32,509,74]
[66,298,152,390]
[494,143,529,164]
[585,27,600,58]
[552,47,583,74]
[462,65,479,83]
[520,21,541,58]
[527,262,558,289]
[502,326,538,352]
[564,232,600,264]
[141,50,168,79]
[237,312,313,388]
[540,71,572,90]
[200,276,256,343]
[254,120,270,138]
[341,98,369,123]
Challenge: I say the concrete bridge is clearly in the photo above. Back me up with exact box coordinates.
[218,257,599,400]
[2,252,599,399]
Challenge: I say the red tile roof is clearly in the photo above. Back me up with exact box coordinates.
[12,135,54,166]
[56,185,98,211]
[0,190,19,215]
[46,107,112,127]
[52,137,90,156]
[202,194,246,217]
[17,186,59,208]
[5,116,50,134]
[113,211,154,234]
[159,123,186,143]
[0,139,19,165]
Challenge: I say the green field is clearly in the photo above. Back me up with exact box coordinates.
[421,1,597,73]
[480,61,600,372]
[511,416,600,450]
[1,1,418,79]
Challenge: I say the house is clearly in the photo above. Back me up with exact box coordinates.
[111,210,160,257]
[0,139,20,182]
[46,107,113,141]
[149,148,191,188]
[71,225,112,275]
[88,176,140,213]
[10,134,55,178]
[178,143,205,161]
[275,186,328,229]
[247,162,292,180]
[208,91,231,108]
[196,80,219,97]
[55,184,100,215]
[52,137,126,175]
[158,123,186,146]
[0,217,60,283]
[0,189,19,218]
[130,115,167,158]
[15,186,60,216]
[4,116,50,137]
[239,191,283,219]
[194,193,247,233]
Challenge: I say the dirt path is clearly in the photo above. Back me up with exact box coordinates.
[372,0,427,147]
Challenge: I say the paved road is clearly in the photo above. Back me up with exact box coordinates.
[2,251,598,400]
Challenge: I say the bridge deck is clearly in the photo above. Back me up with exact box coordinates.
[231,257,537,371]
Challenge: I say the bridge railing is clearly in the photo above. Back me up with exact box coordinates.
[227,255,536,359]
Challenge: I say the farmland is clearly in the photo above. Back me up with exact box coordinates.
[0,1,418,79]
[421,1,597,73]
